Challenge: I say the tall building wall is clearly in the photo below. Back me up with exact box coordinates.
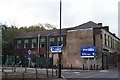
[62,28,94,68]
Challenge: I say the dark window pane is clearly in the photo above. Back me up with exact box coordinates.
[17,40,21,49]
[32,39,36,48]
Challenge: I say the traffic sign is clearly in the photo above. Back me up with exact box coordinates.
[80,46,96,58]
[50,46,62,53]
[28,50,31,59]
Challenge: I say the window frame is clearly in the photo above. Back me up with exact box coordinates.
[24,39,29,49]
[31,38,37,48]
[17,40,22,49]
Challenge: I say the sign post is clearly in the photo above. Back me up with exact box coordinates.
[88,58,90,70]
[80,46,96,70]
[94,57,96,70]
[50,46,62,77]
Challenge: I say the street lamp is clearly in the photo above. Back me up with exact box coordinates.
[58,0,62,78]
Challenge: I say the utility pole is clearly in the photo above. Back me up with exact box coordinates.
[58,0,62,78]
[46,35,49,77]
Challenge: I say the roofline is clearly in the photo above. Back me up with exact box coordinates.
[93,27,120,41]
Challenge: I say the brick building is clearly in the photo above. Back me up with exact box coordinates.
[13,21,120,69]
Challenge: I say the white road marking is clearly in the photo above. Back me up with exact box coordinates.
[99,70,109,72]
[61,75,67,80]
[73,72,80,73]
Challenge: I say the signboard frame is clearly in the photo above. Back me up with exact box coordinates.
[50,46,62,53]
[80,46,96,58]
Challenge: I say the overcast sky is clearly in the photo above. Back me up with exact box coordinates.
[0,0,119,36]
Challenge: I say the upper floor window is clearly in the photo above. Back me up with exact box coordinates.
[111,38,113,48]
[104,34,107,46]
[40,37,45,48]
[24,39,28,48]
[58,37,63,46]
[49,37,55,46]
[17,40,21,49]
[108,36,110,47]
[32,39,36,48]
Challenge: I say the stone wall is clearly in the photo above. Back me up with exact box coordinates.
[62,29,94,68]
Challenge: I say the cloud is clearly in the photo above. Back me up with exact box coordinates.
[0,0,119,36]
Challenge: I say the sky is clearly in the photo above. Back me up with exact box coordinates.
[0,0,119,36]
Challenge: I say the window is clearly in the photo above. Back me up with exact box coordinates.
[31,39,36,48]
[113,39,114,48]
[40,37,45,48]
[24,39,28,48]
[49,37,55,46]
[17,40,21,49]
[58,37,63,46]
[104,34,107,46]
[108,36,110,47]
[100,34,102,39]
[111,38,113,48]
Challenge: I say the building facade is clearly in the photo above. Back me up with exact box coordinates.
[13,21,120,69]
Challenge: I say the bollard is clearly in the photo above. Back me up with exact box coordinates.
[71,64,72,70]
[52,65,53,77]
[56,68,57,76]
[97,65,98,70]
[82,64,84,70]
[2,65,4,72]
[90,64,92,70]
[36,67,38,79]
[14,65,16,72]
[25,66,27,73]
[12,64,14,72]
[22,73,25,79]
[94,64,96,70]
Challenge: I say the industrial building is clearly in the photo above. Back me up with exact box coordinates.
[13,21,120,69]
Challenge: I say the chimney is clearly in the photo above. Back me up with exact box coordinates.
[112,33,115,36]
[104,26,109,31]
[98,23,102,26]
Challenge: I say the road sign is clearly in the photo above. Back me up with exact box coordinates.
[28,50,31,59]
[80,46,96,58]
[50,46,62,53]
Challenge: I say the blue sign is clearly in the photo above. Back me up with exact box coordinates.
[50,46,62,53]
[80,46,96,58]
[28,50,31,59]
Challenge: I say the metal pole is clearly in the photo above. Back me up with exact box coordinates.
[82,58,84,70]
[58,0,62,78]
[88,58,90,70]
[52,53,53,77]
[94,57,96,70]
[46,35,49,77]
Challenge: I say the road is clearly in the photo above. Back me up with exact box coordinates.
[2,67,120,80]
[61,68,118,79]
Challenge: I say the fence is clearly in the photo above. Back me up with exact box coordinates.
[2,55,53,68]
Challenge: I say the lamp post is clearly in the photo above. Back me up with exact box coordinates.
[58,0,62,78]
